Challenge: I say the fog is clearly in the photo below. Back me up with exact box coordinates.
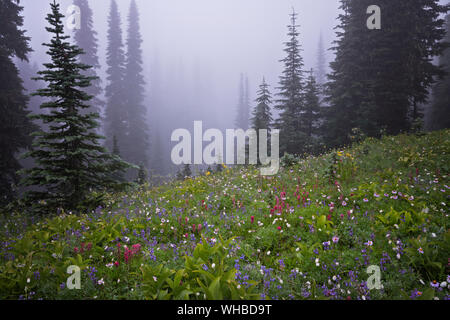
[20,0,341,174]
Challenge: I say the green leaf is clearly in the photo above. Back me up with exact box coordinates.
[209,276,222,300]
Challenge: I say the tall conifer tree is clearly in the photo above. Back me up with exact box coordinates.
[302,69,321,153]
[430,13,450,131]
[73,0,103,118]
[324,0,449,147]
[235,73,249,129]
[0,0,36,205]
[251,78,273,133]
[244,75,250,130]
[104,0,127,152]
[303,69,321,138]
[251,78,273,163]
[124,0,150,169]
[275,9,306,156]
[21,1,131,212]
[315,32,327,87]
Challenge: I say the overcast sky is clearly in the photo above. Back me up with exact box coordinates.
[19,1,344,172]
[21,0,339,126]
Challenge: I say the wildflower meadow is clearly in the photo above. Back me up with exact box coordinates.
[0,130,449,300]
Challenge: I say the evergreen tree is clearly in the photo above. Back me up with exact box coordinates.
[303,70,321,138]
[324,0,449,148]
[110,135,125,182]
[323,0,371,148]
[72,0,103,118]
[406,2,449,126]
[430,14,450,131]
[244,75,250,129]
[302,69,321,153]
[235,73,249,129]
[124,0,150,168]
[275,9,306,156]
[0,0,36,205]
[136,163,148,185]
[315,32,327,87]
[20,1,131,212]
[104,0,127,152]
[251,78,273,133]
[251,78,273,164]
[182,164,192,178]
[176,169,183,181]
[16,60,47,177]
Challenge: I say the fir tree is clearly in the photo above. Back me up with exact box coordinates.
[20,1,132,212]
[124,0,150,168]
[72,0,103,118]
[302,69,321,153]
[251,78,273,164]
[405,1,449,125]
[244,75,250,130]
[303,70,321,138]
[16,60,47,176]
[0,0,36,205]
[182,164,192,178]
[430,13,450,131]
[104,0,127,152]
[275,9,306,156]
[176,169,184,181]
[324,0,449,148]
[235,73,249,129]
[136,163,148,185]
[315,31,327,87]
[251,78,273,133]
[323,0,369,148]
[110,135,125,183]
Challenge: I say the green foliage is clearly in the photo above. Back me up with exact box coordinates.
[324,0,449,148]
[430,14,450,131]
[141,237,259,300]
[72,0,103,117]
[136,163,148,185]
[405,233,449,282]
[251,77,273,133]
[19,1,133,214]
[0,130,449,300]
[275,10,308,156]
[280,153,298,167]
[0,0,36,206]
[122,0,150,169]
[182,164,192,178]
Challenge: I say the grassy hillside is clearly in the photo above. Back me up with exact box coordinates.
[1,130,449,300]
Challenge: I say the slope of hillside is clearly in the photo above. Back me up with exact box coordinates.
[1,130,449,300]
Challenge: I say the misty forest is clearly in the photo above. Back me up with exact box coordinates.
[0,0,449,300]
